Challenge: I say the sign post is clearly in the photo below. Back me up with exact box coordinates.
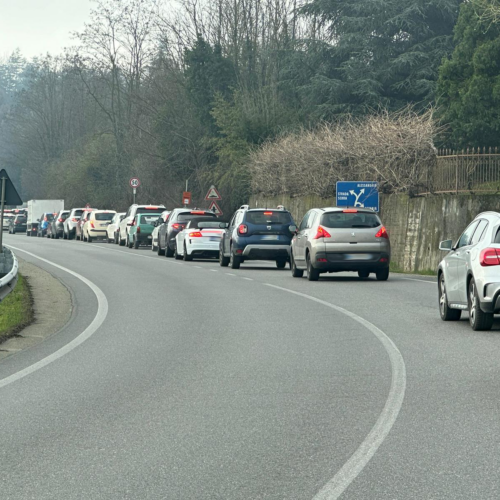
[336,181,379,211]
[0,169,22,253]
[129,177,141,204]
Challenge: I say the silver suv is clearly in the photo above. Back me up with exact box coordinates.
[291,207,391,281]
[438,211,500,331]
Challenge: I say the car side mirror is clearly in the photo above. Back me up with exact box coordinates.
[289,224,297,233]
[439,239,453,251]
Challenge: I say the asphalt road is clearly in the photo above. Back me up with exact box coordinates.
[1,234,500,499]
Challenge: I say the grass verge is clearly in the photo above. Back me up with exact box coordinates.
[0,274,34,343]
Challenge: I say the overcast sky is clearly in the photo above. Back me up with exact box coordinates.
[0,0,92,59]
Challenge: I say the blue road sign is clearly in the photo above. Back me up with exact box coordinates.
[336,181,379,212]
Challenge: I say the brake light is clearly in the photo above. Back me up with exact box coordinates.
[343,209,358,213]
[375,226,389,239]
[145,206,159,209]
[32,227,37,231]
[191,211,205,215]
[480,248,500,266]
[172,223,181,230]
[314,226,331,239]
[137,226,141,233]
[131,219,136,226]
[264,212,273,215]
[58,218,64,222]
[238,224,248,235]
[90,222,95,228]
[189,231,202,237]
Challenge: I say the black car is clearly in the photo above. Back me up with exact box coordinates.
[8,214,27,234]
[157,209,217,257]
[48,210,70,239]
[219,205,296,269]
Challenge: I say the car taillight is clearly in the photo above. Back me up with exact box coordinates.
[32,227,37,231]
[480,248,500,266]
[137,226,141,233]
[314,226,331,239]
[375,226,389,239]
[172,223,181,230]
[90,222,95,228]
[238,224,248,235]
[58,218,64,222]
[343,209,358,213]
[189,231,202,237]
[264,212,273,215]
[131,220,136,226]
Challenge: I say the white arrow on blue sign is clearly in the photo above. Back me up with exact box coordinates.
[336,181,379,212]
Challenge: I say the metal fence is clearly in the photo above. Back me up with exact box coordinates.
[0,249,18,303]
[418,147,500,195]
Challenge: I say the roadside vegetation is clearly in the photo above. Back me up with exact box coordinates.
[0,274,34,342]
[0,0,499,213]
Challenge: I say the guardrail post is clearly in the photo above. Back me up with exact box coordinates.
[0,175,6,253]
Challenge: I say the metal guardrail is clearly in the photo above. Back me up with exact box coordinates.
[0,248,19,303]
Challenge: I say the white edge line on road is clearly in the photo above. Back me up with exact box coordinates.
[264,283,406,500]
[401,278,436,284]
[242,278,253,281]
[0,246,109,390]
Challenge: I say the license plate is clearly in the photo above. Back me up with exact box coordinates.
[208,236,219,241]
[262,235,279,240]
[345,253,373,261]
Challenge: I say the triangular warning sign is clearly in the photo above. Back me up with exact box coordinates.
[205,185,222,201]
[0,169,22,206]
[209,201,223,216]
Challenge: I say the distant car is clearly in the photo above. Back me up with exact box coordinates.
[2,213,15,231]
[290,207,390,281]
[151,210,171,252]
[438,211,500,331]
[219,206,296,269]
[63,208,86,240]
[48,210,70,239]
[82,210,117,243]
[8,214,27,234]
[127,213,159,248]
[118,204,166,247]
[175,219,228,261]
[107,212,125,243]
[76,208,97,241]
[37,213,56,237]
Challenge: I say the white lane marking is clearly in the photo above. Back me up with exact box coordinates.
[210,270,218,273]
[401,278,436,284]
[194,266,202,269]
[242,278,253,281]
[264,283,406,500]
[0,246,109,390]
[226,273,236,277]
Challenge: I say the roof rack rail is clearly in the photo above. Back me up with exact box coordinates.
[240,204,250,210]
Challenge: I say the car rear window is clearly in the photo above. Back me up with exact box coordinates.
[95,213,115,221]
[138,215,159,225]
[245,211,292,225]
[45,214,55,221]
[73,210,84,217]
[321,212,381,228]
[178,212,216,222]
[187,217,220,228]
[16,216,27,221]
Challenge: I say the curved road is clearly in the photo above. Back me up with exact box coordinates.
[1,234,499,499]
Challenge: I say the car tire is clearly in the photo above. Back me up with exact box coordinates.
[174,244,182,260]
[219,247,229,267]
[152,239,157,252]
[358,270,370,279]
[27,231,30,237]
[375,268,389,281]
[157,243,165,256]
[119,233,125,246]
[87,235,93,243]
[63,231,67,240]
[468,278,493,331]
[183,243,193,261]
[55,232,59,239]
[276,258,287,269]
[306,252,319,281]
[133,237,139,249]
[165,244,174,258]
[291,253,304,278]
[229,249,241,269]
[438,273,461,321]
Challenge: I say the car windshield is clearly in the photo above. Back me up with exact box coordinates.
[178,212,216,222]
[139,215,159,225]
[321,212,381,228]
[95,213,115,221]
[245,211,292,225]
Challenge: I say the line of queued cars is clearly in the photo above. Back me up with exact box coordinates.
[16,202,392,283]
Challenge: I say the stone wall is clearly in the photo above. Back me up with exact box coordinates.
[248,193,500,273]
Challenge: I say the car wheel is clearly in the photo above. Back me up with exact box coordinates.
[157,243,165,256]
[229,248,241,269]
[126,236,132,248]
[87,235,93,243]
[468,278,493,331]
[438,273,461,321]
[375,268,389,281]
[119,233,125,246]
[55,232,60,239]
[358,270,370,279]
[276,258,287,269]
[63,231,67,240]
[173,244,182,260]
[165,244,174,258]
[152,239,157,252]
[306,252,319,281]
[219,247,229,267]
[183,243,193,261]
[133,237,139,249]
[291,253,304,278]
[27,231,30,237]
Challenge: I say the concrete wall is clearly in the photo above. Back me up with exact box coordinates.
[249,193,500,273]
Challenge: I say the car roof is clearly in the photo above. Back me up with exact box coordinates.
[93,209,116,213]
[475,211,500,220]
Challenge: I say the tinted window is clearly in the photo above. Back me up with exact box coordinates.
[299,212,311,231]
[73,210,84,217]
[138,215,159,225]
[45,214,54,221]
[16,216,26,222]
[245,211,292,225]
[187,217,221,228]
[307,212,319,229]
[470,220,488,246]
[321,212,381,228]
[95,213,115,221]
[198,222,223,229]
[457,221,479,248]
[177,212,216,222]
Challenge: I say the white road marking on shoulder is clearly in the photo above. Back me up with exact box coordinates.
[194,266,202,269]
[226,273,236,276]
[210,269,218,272]
[242,278,253,281]
[1,246,109,390]
[264,283,406,500]
[401,278,436,284]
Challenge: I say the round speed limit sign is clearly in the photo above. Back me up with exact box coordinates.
[129,177,141,188]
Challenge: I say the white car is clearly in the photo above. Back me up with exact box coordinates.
[151,210,171,252]
[2,214,15,231]
[82,210,117,243]
[118,204,166,247]
[107,212,125,243]
[174,219,227,261]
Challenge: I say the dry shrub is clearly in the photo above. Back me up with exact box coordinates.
[248,108,438,197]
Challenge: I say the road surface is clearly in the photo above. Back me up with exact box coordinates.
[1,234,500,499]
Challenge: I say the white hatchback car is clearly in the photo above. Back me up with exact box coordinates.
[82,210,117,243]
[107,212,125,243]
[174,219,227,261]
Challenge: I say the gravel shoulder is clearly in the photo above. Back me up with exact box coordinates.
[0,258,72,361]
